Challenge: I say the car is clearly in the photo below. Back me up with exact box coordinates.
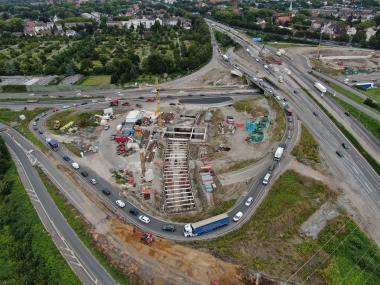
[138,215,150,224]
[288,117,293,123]
[262,173,271,185]
[71,162,79,169]
[102,189,111,196]
[90,178,97,184]
[81,171,88,177]
[336,150,344,158]
[62,105,70,109]
[33,127,38,131]
[200,94,205,97]
[80,102,88,105]
[138,96,144,99]
[162,224,176,232]
[34,118,39,122]
[122,102,130,106]
[169,103,176,106]
[283,97,287,102]
[38,130,43,134]
[129,208,139,216]
[115,200,126,208]
[342,143,349,149]
[268,164,276,173]
[53,108,59,112]
[255,58,259,62]
[233,211,243,222]
[103,125,110,130]
[293,90,298,94]
[32,121,37,126]
[344,111,350,117]
[63,155,70,161]
[245,197,254,207]
[313,111,318,117]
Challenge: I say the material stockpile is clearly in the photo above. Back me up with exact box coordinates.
[157,112,175,125]
[245,115,269,143]
[199,166,215,193]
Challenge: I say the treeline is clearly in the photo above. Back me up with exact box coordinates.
[0,138,80,284]
[214,30,239,50]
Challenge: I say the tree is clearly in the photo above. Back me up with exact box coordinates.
[80,58,93,73]
[352,31,366,45]
[99,55,108,66]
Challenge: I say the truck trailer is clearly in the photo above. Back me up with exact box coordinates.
[46,138,59,151]
[183,213,230,237]
[314,82,327,94]
[274,146,284,161]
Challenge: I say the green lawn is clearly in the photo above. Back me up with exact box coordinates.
[364,87,380,103]
[233,98,267,116]
[36,168,132,285]
[329,83,363,104]
[62,142,82,157]
[0,107,49,151]
[80,75,111,86]
[292,124,320,165]
[265,42,315,48]
[329,94,380,141]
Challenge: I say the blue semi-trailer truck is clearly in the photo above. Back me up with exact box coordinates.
[46,138,59,151]
[183,213,230,237]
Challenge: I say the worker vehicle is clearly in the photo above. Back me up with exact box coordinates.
[262,173,271,185]
[245,197,254,207]
[115,200,126,208]
[71,162,79,169]
[90,178,97,185]
[183,213,230,237]
[102,189,111,196]
[162,224,176,232]
[274,146,284,161]
[233,211,243,222]
[81,171,88,177]
[129,208,139,216]
[138,215,151,224]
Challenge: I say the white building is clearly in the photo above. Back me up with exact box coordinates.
[125,18,162,29]
[125,110,144,127]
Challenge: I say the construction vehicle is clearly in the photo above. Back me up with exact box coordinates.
[115,136,128,143]
[46,138,59,151]
[53,120,61,130]
[140,232,154,245]
[110,99,119,106]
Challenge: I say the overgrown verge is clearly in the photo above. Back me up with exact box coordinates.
[292,77,380,175]
[0,107,49,151]
[292,124,320,165]
[0,138,80,284]
[192,170,380,285]
[214,30,241,52]
[328,93,380,141]
[35,168,132,285]
[268,96,286,141]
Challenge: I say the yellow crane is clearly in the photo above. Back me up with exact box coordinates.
[155,79,160,116]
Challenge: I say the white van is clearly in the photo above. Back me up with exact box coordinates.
[262,173,271,185]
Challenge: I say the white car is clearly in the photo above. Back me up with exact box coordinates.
[115,200,126,208]
[245,197,253,207]
[71,162,79,169]
[32,121,37,126]
[233,211,243,222]
[90,178,97,185]
[63,105,70,109]
[255,58,259,62]
[138,215,151,224]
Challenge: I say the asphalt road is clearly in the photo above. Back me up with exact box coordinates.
[209,20,380,241]
[0,124,116,285]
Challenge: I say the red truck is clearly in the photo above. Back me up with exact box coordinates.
[110,99,119,106]
[146,97,156,102]
[115,136,128,143]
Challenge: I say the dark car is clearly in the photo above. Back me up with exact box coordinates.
[313,111,318,117]
[129,208,138,216]
[336,150,344,158]
[63,155,71,161]
[293,90,298,94]
[38,130,43,134]
[162,224,176,232]
[169,103,176,106]
[344,111,350,117]
[102,189,111,196]
[342,143,349,149]
[283,97,287,102]
[138,96,144,99]
[81,102,88,105]
[34,118,40,122]
[268,164,276,173]
[81,171,89,177]
[287,117,293,123]
[33,127,38,131]
[122,102,130,106]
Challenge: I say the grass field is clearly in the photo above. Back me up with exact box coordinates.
[265,42,315,48]
[0,107,49,151]
[292,124,320,165]
[329,83,363,104]
[311,59,342,76]
[62,142,82,157]
[223,158,259,172]
[329,95,380,141]
[268,96,286,141]
[364,87,380,103]
[233,98,267,117]
[80,75,111,86]
[36,168,132,285]
[193,170,380,284]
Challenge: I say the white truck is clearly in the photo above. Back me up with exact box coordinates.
[274,146,284,161]
[314,82,327,95]
[278,76,284,83]
[222,54,229,61]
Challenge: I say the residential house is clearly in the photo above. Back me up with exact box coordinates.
[276,15,292,25]
[65,29,77,37]
[23,20,36,36]
[346,26,357,37]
